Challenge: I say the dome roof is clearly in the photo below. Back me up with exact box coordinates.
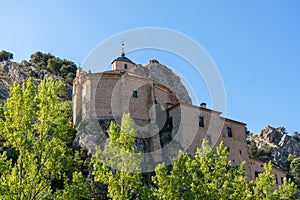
[112,53,135,64]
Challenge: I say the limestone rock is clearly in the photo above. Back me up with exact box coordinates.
[253,125,300,170]
[133,61,192,104]
[0,61,72,102]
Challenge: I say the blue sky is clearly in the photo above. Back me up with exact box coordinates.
[1,1,299,134]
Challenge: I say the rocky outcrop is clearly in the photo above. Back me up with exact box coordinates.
[133,60,192,104]
[252,125,300,170]
[0,61,72,102]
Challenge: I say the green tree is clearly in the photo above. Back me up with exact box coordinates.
[248,162,297,199]
[0,78,88,199]
[151,140,297,200]
[152,141,248,200]
[92,113,143,200]
[247,139,272,162]
[290,157,300,186]
[30,51,77,84]
[30,51,54,69]
[47,57,62,75]
[293,131,300,141]
[152,151,193,200]
[0,50,13,62]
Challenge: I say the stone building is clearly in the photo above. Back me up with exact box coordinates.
[249,157,286,189]
[73,53,285,187]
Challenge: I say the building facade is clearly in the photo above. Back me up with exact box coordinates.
[73,53,285,187]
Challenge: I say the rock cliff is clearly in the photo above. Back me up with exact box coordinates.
[0,60,72,102]
[250,125,300,171]
[133,60,192,104]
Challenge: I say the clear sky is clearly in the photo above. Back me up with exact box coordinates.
[1,1,299,134]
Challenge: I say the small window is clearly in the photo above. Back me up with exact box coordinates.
[206,135,211,144]
[124,63,128,69]
[198,117,204,127]
[132,91,138,98]
[227,127,232,138]
[275,174,278,184]
[239,150,242,155]
[168,117,173,129]
[281,177,284,184]
[255,171,261,178]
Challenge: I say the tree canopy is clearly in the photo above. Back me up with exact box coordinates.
[0,50,13,62]
[0,78,88,199]
[92,113,143,200]
[91,115,297,199]
[151,141,297,200]
[290,157,300,187]
[0,79,297,199]
[30,51,77,84]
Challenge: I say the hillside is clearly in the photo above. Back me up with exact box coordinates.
[0,60,72,102]
[249,125,300,171]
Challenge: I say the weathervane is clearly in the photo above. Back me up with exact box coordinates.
[121,39,125,56]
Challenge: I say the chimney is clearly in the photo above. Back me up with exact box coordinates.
[200,102,206,109]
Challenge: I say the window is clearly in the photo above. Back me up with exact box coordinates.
[206,135,211,144]
[168,117,173,129]
[275,174,278,184]
[132,91,138,98]
[198,117,204,127]
[281,177,284,184]
[124,63,128,69]
[255,171,261,178]
[227,127,232,138]
[239,150,242,155]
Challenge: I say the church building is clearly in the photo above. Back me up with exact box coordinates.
[72,51,286,186]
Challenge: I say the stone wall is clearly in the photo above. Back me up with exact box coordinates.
[167,103,251,175]
[249,157,286,189]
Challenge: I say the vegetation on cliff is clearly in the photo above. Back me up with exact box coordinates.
[0,51,75,102]
[0,50,13,62]
[30,51,77,84]
[248,126,300,192]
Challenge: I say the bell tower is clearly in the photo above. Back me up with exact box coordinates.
[111,40,135,71]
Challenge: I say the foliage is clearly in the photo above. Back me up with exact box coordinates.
[276,126,288,134]
[247,139,272,162]
[249,162,297,199]
[293,131,300,141]
[0,78,88,199]
[0,84,297,200]
[151,141,248,200]
[152,151,193,200]
[0,50,13,62]
[150,140,297,200]
[30,51,54,69]
[90,114,297,200]
[0,103,4,120]
[92,113,143,200]
[30,51,77,84]
[290,157,300,186]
